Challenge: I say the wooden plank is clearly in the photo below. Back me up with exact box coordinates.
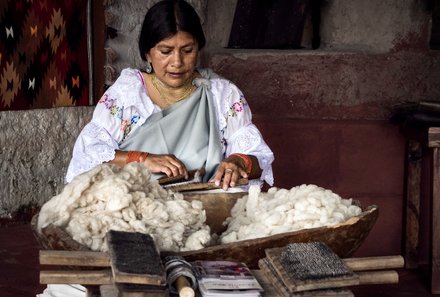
[428,127,440,148]
[39,250,110,267]
[100,284,170,297]
[40,269,113,285]
[404,140,422,269]
[252,269,282,297]
[431,147,440,294]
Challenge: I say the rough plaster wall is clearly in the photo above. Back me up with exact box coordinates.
[320,0,430,52]
[204,0,237,49]
[204,0,429,53]
[0,107,93,216]
[104,0,208,85]
[208,50,440,120]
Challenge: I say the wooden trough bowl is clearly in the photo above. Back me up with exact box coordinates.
[32,192,379,269]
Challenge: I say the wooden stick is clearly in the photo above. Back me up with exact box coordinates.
[176,276,195,297]
[39,250,110,267]
[357,270,399,285]
[343,255,404,271]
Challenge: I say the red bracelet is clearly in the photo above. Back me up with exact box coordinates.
[126,151,149,164]
[230,153,252,175]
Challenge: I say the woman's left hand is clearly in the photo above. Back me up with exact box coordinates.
[211,155,248,191]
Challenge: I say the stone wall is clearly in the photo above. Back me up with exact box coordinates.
[0,107,93,217]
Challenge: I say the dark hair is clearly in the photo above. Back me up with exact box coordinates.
[138,0,206,61]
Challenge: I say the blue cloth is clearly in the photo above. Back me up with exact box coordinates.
[120,78,223,182]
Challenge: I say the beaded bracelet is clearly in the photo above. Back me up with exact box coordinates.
[230,153,252,175]
[126,151,149,164]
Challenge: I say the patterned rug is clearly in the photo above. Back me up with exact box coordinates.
[0,0,89,111]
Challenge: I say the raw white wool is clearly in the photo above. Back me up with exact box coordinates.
[219,184,362,244]
[38,164,363,251]
[37,163,210,252]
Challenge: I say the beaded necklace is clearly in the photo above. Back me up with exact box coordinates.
[151,73,195,105]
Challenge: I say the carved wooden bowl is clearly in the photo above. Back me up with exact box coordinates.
[32,192,378,268]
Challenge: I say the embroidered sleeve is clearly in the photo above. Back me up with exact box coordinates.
[212,79,275,186]
[65,69,149,183]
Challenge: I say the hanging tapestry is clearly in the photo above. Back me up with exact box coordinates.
[0,0,89,111]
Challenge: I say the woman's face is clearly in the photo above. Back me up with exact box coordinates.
[146,31,199,88]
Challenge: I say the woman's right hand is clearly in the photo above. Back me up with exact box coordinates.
[143,153,188,178]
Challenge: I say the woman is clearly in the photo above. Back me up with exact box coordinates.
[66,0,274,191]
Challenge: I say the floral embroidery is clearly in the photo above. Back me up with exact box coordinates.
[131,114,140,125]
[227,95,247,117]
[232,102,243,112]
[99,94,142,141]
[121,119,128,132]
[121,114,141,141]
[99,94,123,119]
[98,94,115,109]
[122,124,133,141]
[110,105,123,119]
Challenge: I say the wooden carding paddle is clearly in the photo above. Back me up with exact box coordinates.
[157,166,248,192]
[264,242,401,293]
[39,231,169,297]
[265,242,359,292]
[265,246,404,272]
[106,230,166,286]
[163,178,249,192]
[158,168,205,185]
[258,258,355,297]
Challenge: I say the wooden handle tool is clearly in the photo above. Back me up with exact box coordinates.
[357,270,399,285]
[175,275,195,297]
[343,255,404,271]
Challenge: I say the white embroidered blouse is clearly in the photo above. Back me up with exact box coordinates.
[65,68,274,185]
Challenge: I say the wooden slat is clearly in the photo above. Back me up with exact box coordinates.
[404,140,422,269]
[428,127,440,148]
[40,269,113,285]
[39,250,110,267]
[431,147,440,294]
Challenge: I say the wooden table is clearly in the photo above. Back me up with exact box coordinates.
[402,126,440,293]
